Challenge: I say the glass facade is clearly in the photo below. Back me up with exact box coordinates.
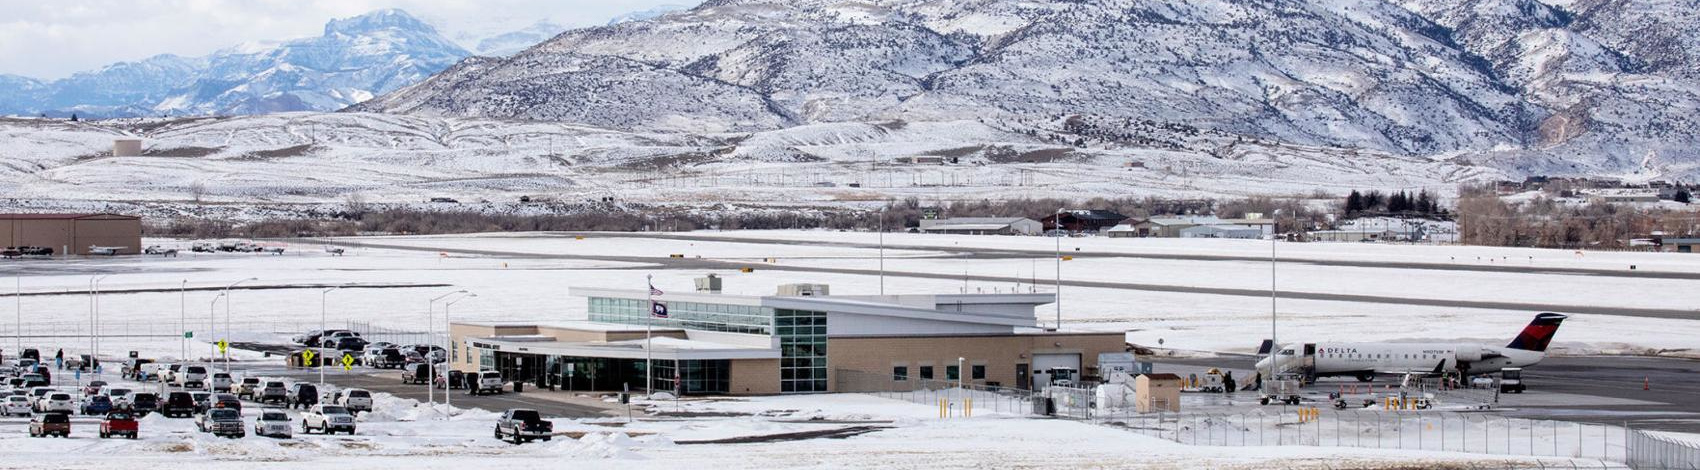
[777,308,828,393]
[653,359,731,394]
[582,296,828,394]
[588,297,772,335]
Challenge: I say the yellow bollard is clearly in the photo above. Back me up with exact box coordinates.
[939,398,946,419]
[966,398,973,418]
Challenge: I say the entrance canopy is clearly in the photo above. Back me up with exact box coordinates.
[468,335,779,361]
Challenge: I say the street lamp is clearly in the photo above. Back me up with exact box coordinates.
[427,290,469,410]
[208,292,226,367]
[180,280,188,361]
[319,285,347,387]
[1266,209,1282,386]
[222,278,258,372]
[442,293,476,415]
[89,275,111,371]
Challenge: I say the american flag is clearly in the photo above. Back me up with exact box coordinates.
[649,283,664,296]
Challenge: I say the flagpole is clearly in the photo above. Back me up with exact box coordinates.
[645,274,654,397]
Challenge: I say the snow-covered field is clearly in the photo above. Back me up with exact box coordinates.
[0,113,1494,221]
[3,231,1698,363]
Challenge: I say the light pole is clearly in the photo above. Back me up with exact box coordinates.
[180,280,188,361]
[208,293,226,367]
[319,286,346,387]
[89,275,110,371]
[427,290,469,410]
[222,278,258,372]
[1267,209,1282,385]
[442,293,476,415]
[1054,207,1064,330]
[15,276,21,354]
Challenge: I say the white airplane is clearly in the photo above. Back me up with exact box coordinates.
[87,245,128,256]
[1254,313,1569,381]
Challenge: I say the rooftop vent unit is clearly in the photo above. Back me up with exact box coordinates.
[777,283,830,296]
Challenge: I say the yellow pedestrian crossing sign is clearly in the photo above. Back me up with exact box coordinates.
[301,349,316,365]
[341,353,355,371]
[217,340,228,354]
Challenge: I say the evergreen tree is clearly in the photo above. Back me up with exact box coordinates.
[1415,190,1434,214]
[1345,190,1364,214]
[1364,190,1385,211]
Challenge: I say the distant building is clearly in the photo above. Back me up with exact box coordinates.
[0,213,143,255]
[1179,224,1263,239]
[1587,191,1660,204]
[1042,210,1128,233]
[1309,228,1420,243]
[918,217,1043,236]
[113,139,143,157]
[1660,238,1700,253]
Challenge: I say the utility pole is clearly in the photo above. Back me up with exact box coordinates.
[1055,207,1063,330]
[320,286,345,387]
[427,290,468,411]
[180,280,187,361]
[1268,209,1281,384]
[222,278,257,372]
[443,293,475,415]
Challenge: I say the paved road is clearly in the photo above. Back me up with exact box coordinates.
[1148,355,1700,432]
[533,231,1700,281]
[310,237,1700,321]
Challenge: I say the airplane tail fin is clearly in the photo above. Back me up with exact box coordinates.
[1255,339,1274,356]
[1506,313,1569,352]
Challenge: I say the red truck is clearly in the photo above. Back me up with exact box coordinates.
[99,411,138,439]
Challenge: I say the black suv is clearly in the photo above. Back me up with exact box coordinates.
[129,393,159,416]
[161,392,196,418]
[288,383,319,409]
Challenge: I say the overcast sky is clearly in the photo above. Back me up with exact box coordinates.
[0,0,694,80]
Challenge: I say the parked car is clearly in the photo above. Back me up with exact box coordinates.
[207,372,233,392]
[176,365,208,388]
[102,387,134,409]
[28,412,70,437]
[402,363,431,385]
[435,370,466,390]
[80,395,114,415]
[130,393,159,416]
[82,380,108,397]
[190,391,214,413]
[258,381,288,404]
[401,350,425,366]
[122,359,153,380]
[160,363,182,384]
[494,409,554,444]
[2,395,31,416]
[468,371,504,396]
[319,330,362,347]
[161,391,196,418]
[254,409,293,438]
[233,376,263,399]
[287,383,319,409]
[301,404,356,434]
[25,387,52,407]
[99,411,138,439]
[196,408,245,438]
[209,393,241,413]
[328,337,369,352]
[36,392,74,414]
[20,373,47,388]
[332,388,373,414]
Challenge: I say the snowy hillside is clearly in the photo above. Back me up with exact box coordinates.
[0,9,469,118]
[0,112,1497,219]
[353,0,1700,181]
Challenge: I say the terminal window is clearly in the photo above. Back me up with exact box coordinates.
[892,366,908,381]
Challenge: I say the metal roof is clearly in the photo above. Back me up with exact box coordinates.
[0,213,139,220]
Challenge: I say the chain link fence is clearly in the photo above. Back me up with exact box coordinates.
[841,368,1698,468]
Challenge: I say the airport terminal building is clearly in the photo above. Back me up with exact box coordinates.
[449,282,1128,395]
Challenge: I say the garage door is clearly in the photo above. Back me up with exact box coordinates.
[1031,353,1080,376]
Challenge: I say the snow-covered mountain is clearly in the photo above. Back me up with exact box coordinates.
[354,0,1700,180]
[0,9,469,118]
